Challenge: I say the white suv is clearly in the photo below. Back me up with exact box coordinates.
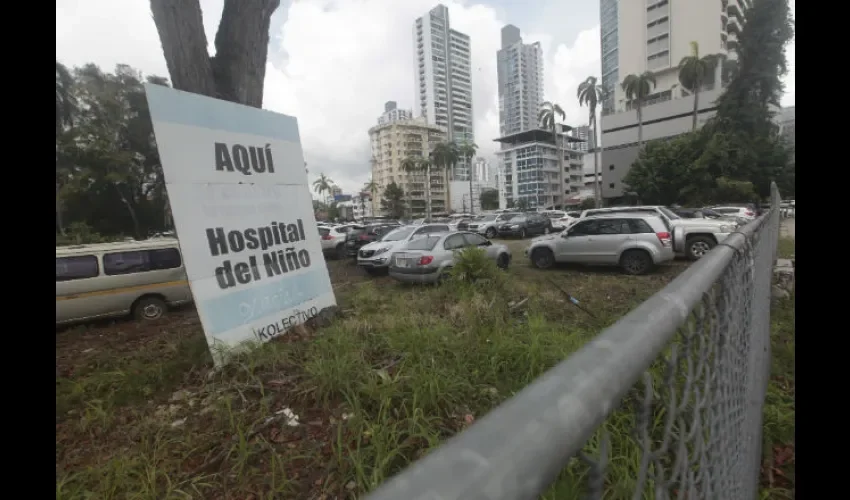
[579,206,738,260]
[525,214,675,275]
[319,224,358,260]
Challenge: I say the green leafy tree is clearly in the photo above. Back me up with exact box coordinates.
[621,72,657,148]
[577,76,604,207]
[677,41,723,131]
[480,188,499,211]
[579,198,596,210]
[380,182,406,219]
[538,102,566,207]
[150,0,281,107]
[515,198,530,211]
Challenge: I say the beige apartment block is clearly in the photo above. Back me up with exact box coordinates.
[369,117,448,217]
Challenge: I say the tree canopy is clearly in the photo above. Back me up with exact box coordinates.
[624,0,795,204]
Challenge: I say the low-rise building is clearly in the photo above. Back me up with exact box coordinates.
[494,128,585,209]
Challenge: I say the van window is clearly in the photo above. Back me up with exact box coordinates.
[56,255,99,282]
[103,248,182,276]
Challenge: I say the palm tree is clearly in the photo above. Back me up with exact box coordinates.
[539,102,566,209]
[621,72,657,148]
[678,41,724,131]
[430,142,458,216]
[312,173,334,204]
[56,61,76,134]
[363,177,378,217]
[457,141,478,214]
[401,156,431,219]
[577,76,605,208]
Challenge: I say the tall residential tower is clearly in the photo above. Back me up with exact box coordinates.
[413,4,475,181]
[496,24,544,138]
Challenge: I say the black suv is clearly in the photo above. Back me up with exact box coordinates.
[497,213,553,238]
[345,223,400,258]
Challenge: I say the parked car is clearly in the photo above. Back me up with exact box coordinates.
[465,213,517,238]
[319,224,359,260]
[578,206,737,260]
[344,223,401,258]
[525,214,675,275]
[357,224,450,275]
[707,206,756,221]
[497,212,553,238]
[547,210,581,231]
[389,231,512,284]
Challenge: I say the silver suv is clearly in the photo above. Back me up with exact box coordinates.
[525,214,675,275]
[579,206,738,260]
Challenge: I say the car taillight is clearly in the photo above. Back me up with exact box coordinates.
[656,231,672,247]
[745,210,754,216]
[418,255,434,265]
[321,234,333,240]
[359,234,370,240]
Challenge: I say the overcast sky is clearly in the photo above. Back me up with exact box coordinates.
[56,0,795,196]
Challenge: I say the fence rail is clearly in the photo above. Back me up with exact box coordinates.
[366,184,781,500]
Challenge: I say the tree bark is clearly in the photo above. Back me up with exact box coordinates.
[692,88,700,131]
[592,117,602,208]
[468,159,475,215]
[150,0,280,108]
[113,184,142,240]
[637,104,644,148]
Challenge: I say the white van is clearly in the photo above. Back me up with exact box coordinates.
[56,238,193,325]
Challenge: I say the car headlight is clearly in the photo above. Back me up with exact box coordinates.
[374,247,389,255]
[511,224,519,229]
[719,225,733,233]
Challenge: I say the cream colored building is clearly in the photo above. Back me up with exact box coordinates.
[369,116,448,217]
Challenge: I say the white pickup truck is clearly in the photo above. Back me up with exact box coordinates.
[578,206,740,260]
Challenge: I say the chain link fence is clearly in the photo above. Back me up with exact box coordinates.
[366,184,782,500]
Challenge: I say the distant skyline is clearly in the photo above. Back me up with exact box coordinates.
[56,0,795,196]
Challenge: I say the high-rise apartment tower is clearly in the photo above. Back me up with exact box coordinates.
[496,24,544,138]
[413,4,475,181]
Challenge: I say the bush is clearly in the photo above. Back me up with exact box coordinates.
[448,247,505,290]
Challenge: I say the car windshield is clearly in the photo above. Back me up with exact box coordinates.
[659,207,681,220]
[382,227,416,241]
[404,235,442,250]
[511,216,527,223]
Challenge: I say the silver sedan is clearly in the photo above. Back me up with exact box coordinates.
[388,231,511,284]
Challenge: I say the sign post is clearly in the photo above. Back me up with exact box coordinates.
[144,84,336,365]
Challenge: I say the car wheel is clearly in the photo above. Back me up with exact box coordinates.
[520,228,527,239]
[485,227,497,239]
[496,253,510,270]
[620,250,652,275]
[686,236,716,261]
[530,248,554,269]
[132,296,167,321]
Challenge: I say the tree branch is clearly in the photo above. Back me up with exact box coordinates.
[150,0,216,98]
[212,0,280,108]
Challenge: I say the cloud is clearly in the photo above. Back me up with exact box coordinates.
[58,0,793,196]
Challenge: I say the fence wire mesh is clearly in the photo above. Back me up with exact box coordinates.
[366,184,782,500]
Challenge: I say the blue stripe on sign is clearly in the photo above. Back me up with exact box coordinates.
[201,269,327,335]
[143,83,301,142]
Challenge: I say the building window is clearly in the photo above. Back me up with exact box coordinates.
[609,183,616,189]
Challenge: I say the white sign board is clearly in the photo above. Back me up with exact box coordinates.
[144,84,336,364]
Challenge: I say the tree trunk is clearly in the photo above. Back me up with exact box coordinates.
[56,183,66,236]
[468,160,475,215]
[114,184,142,239]
[555,124,564,209]
[150,0,280,108]
[637,104,644,148]
[592,117,602,208]
[425,165,433,221]
[692,88,700,131]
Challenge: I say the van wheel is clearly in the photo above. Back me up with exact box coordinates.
[133,296,167,321]
[620,250,652,275]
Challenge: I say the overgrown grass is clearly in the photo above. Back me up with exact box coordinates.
[56,245,793,499]
[777,236,795,259]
